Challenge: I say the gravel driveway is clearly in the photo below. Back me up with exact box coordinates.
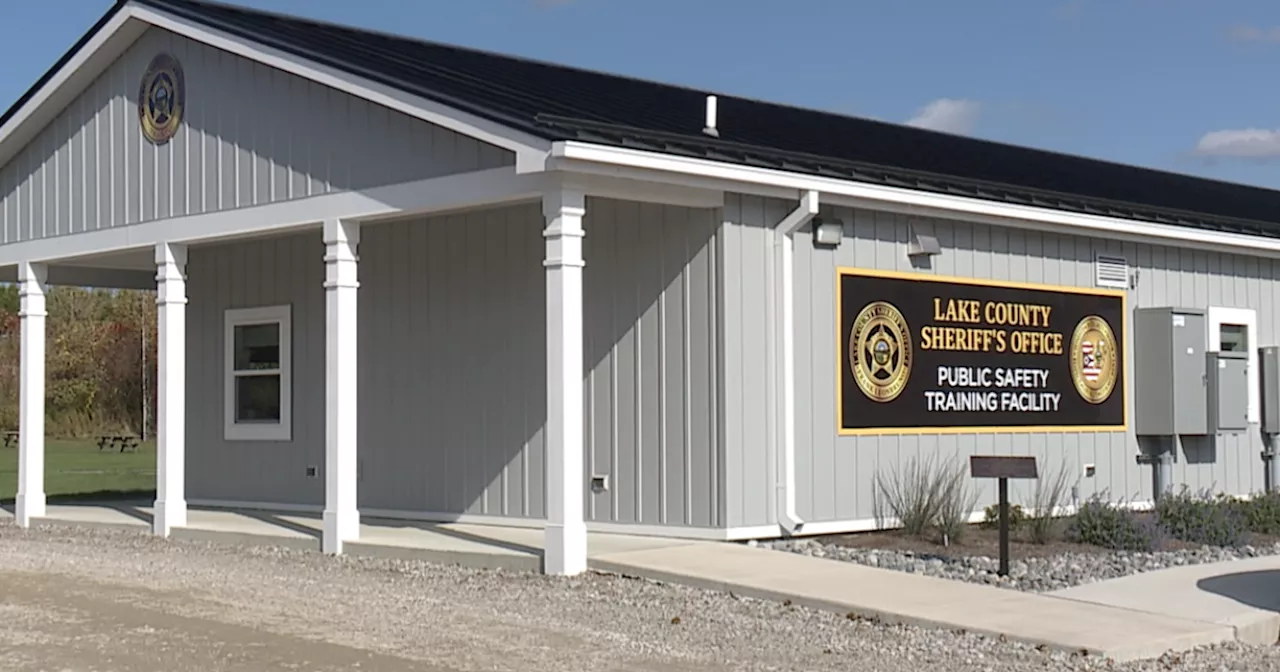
[0,524,1277,671]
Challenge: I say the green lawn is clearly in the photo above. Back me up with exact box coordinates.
[0,438,156,502]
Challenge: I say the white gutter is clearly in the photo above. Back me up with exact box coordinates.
[775,190,820,535]
[549,141,1280,259]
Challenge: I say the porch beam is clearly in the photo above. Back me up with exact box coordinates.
[542,188,587,576]
[0,167,542,268]
[15,261,47,528]
[153,242,188,537]
[322,218,361,554]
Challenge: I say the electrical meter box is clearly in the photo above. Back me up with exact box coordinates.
[1133,307,1207,436]
[1261,346,1280,434]
[1206,350,1248,433]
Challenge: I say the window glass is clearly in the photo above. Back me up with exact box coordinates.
[234,323,281,371]
[235,374,282,422]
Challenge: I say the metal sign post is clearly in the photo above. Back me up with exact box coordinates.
[969,455,1039,577]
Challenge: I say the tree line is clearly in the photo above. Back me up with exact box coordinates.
[0,286,157,438]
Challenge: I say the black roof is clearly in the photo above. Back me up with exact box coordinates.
[8,0,1280,238]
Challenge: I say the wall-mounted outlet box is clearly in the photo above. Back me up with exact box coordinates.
[590,475,609,493]
[305,465,318,478]
[1083,464,1096,478]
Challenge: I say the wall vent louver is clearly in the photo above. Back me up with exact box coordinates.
[1095,254,1129,289]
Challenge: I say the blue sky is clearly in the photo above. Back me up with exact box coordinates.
[3,0,1280,188]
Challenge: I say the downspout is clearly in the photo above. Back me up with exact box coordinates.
[776,190,820,535]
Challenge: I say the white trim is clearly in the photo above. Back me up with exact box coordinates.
[729,499,1160,540]
[224,305,293,442]
[0,167,541,267]
[15,262,47,528]
[543,188,588,576]
[128,4,551,164]
[562,173,723,209]
[322,219,360,554]
[551,142,1280,258]
[154,242,188,536]
[1207,306,1260,424]
[0,10,147,170]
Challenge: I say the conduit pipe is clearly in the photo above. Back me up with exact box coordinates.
[776,190,820,534]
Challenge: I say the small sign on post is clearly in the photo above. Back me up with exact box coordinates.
[969,455,1039,578]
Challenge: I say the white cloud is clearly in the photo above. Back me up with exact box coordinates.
[904,98,981,135]
[1193,128,1280,158]
[1228,25,1280,43]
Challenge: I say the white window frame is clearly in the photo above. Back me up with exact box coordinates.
[1207,305,1259,425]
[224,304,292,441]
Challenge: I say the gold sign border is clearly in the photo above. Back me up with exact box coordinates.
[835,267,1129,437]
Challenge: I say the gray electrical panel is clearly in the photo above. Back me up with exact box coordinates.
[1261,346,1280,434]
[1207,350,1249,433]
[1134,307,1208,436]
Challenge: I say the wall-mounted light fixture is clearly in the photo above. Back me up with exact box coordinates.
[907,231,942,258]
[811,216,844,247]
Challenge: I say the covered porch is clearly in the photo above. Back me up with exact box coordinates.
[0,165,724,576]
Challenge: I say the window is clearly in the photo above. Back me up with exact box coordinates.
[225,305,292,441]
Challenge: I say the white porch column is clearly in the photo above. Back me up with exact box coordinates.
[542,189,587,576]
[15,261,46,528]
[322,218,360,554]
[154,242,188,536]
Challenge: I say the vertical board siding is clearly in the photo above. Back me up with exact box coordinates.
[583,199,721,527]
[358,205,547,517]
[186,231,326,505]
[722,192,1277,528]
[186,199,721,527]
[0,26,513,243]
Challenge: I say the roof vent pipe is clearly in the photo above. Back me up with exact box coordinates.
[702,95,719,137]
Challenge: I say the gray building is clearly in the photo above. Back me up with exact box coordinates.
[3,0,1280,575]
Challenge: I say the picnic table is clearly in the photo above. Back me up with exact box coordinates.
[97,434,140,453]
[2,431,16,448]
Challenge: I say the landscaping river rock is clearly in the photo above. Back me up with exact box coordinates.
[755,538,1280,592]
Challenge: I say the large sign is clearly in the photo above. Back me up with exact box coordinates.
[837,269,1127,434]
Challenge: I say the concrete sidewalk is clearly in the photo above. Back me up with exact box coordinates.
[1049,554,1280,646]
[590,543,1244,662]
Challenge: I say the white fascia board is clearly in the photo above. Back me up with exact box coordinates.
[561,172,724,209]
[0,11,147,170]
[551,141,1280,258]
[0,167,542,266]
[129,4,552,164]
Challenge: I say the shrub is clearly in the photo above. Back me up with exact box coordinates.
[873,454,978,544]
[1025,460,1072,544]
[981,503,1026,530]
[1154,486,1250,548]
[1066,494,1165,552]
[934,461,981,545]
[1237,490,1280,536]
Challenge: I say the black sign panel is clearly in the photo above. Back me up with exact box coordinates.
[838,269,1127,434]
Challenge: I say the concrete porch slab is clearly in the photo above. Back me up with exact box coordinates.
[0,502,697,574]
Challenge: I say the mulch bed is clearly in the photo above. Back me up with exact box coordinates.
[813,519,1280,561]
